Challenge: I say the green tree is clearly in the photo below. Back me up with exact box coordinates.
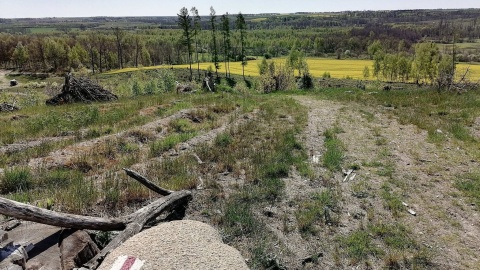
[221,13,231,78]
[11,42,29,69]
[190,7,201,80]
[436,54,455,90]
[363,66,370,79]
[236,12,247,80]
[372,51,385,79]
[314,37,324,56]
[258,57,269,75]
[68,43,88,70]
[286,45,307,77]
[413,42,440,84]
[210,7,220,78]
[177,7,193,81]
[113,27,125,69]
[44,38,67,71]
[367,40,383,60]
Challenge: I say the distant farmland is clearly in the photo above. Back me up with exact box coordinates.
[108,58,480,81]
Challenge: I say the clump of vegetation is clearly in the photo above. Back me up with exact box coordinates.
[296,190,339,235]
[0,167,32,193]
[455,173,480,209]
[257,58,295,93]
[323,127,344,171]
[338,230,382,263]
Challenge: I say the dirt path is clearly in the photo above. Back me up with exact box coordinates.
[292,96,480,269]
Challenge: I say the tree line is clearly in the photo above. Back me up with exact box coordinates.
[1,8,479,75]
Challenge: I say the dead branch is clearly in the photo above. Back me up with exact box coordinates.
[83,190,191,269]
[0,198,125,231]
[0,169,192,269]
[123,168,173,196]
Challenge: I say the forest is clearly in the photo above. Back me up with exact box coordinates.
[1,8,480,75]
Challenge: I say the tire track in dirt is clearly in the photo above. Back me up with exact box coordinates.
[258,96,344,269]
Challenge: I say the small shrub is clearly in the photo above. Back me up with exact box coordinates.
[144,80,157,95]
[132,80,142,96]
[322,71,331,78]
[1,167,32,193]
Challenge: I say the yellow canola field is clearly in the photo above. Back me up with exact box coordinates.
[107,58,480,81]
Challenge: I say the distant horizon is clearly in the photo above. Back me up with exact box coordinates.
[0,0,479,19]
[3,8,480,20]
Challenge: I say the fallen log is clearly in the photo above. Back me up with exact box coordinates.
[0,198,125,231]
[0,169,192,270]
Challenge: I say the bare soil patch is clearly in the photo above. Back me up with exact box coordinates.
[287,96,480,269]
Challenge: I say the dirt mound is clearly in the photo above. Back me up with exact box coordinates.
[98,220,249,270]
[46,74,117,105]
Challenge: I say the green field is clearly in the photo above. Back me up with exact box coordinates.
[107,58,480,81]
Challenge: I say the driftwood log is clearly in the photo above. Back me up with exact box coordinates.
[46,74,118,105]
[0,169,192,269]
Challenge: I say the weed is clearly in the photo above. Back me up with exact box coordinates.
[149,132,197,157]
[455,172,480,209]
[214,133,233,147]
[169,118,196,133]
[221,198,258,240]
[146,155,199,190]
[381,184,405,217]
[338,230,382,263]
[0,167,32,193]
[448,122,473,141]
[369,222,416,250]
[54,174,98,214]
[378,161,395,178]
[323,128,344,171]
[296,190,339,235]
[38,168,79,189]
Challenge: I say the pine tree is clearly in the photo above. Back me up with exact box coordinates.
[210,7,220,78]
[177,7,193,81]
[190,7,202,80]
[236,12,247,80]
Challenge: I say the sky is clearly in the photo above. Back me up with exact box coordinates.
[0,0,479,18]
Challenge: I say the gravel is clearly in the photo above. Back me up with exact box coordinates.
[98,220,249,270]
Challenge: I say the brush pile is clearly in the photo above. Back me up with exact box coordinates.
[46,74,117,105]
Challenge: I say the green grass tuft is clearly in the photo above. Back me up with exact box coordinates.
[0,167,33,194]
